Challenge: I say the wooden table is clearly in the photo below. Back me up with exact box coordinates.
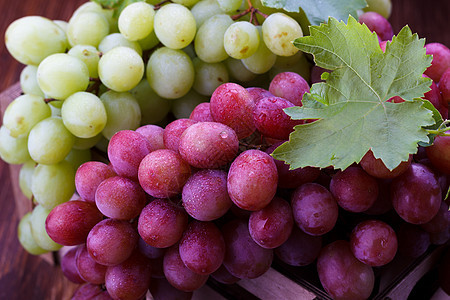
[0,0,449,299]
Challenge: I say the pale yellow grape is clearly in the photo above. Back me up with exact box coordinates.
[225,57,257,82]
[53,20,68,33]
[273,51,304,68]
[269,52,312,82]
[193,58,229,96]
[146,47,194,99]
[20,65,45,97]
[37,53,90,100]
[18,212,48,255]
[119,2,155,41]
[363,0,392,18]
[31,161,76,210]
[195,14,233,63]
[27,117,75,165]
[61,92,107,138]
[99,33,143,56]
[154,3,196,49]
[64,148,91,170]
[98,46,144,92]
[73,134,103,150]
[242,27,277,74]
[191,0,224,27]
[3,94,51,137]
[224,21,260,59]
[262,13,303,56]
[130,79,172,125]
[19,160,36,199]
[70,1,117,33]
[217,0,241,12]
[0,126,31,164]
[171,89,208,119]
[49,103,61,117]
[68,45,100,78]
[172,0,200,7]
[183,44,197,60]
[138,30,159,51]
[100,90,141,140]
[67,11,109,47]
[5,16,67,66]
[30,205,63,251]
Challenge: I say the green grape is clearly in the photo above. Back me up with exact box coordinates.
[363,0,392,19]
[138,30,160,51]
[273,51,304,68]
[53,20,68,33]
[27,117,75,165]
[68,45,100,79]
[37,53,90,100]
[20,65,45,97]
[146,47,195,99]
[118,2,155,41]
[5,16,67,66]
[183,43,197,60]
[19,160,36,199]
[195,14,233,63]
[30,205,63,251]
[49,102,62,116]
[73,134,103,150]
[269,52,312,82]
[154,3,196,49]
[31,161,76,210]
[193,58,229,96]
[18,212,48,255]
[224,21,260,59]
[130,79,172,125]
[3,94,51,137]
[0,126,31,164]
[67,11,109,48]
[100,90,141,140]
[98,33,143,56]
[172,0,200,7]
[242,27,277,74]
[217,0,241,12]
[98,46,144,92]
[61,92,107,138]
[191,0,224,27]
[70,1,117,34]
[225,57,257,82]
[64,148,91,171]
[171,89,208,119]
[262,13,303,57]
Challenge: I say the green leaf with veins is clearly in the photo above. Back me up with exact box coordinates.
[272,16,434,171]
[261,0,367,25]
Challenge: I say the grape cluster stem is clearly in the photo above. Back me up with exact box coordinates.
[232,0,268,25]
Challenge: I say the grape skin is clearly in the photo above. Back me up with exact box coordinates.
[75,244,107,285]
[75,161,117,203]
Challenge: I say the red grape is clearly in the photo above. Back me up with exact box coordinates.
[163,119,197,152]
[75,161,116,203]
[268,72,309,106]
[360,150,412,179]
[189,102,214,122]
[358,11,393,41]
[76,244,107,285]
[425,42,450,82]
[135,125,165,151]
[61,246,85,284]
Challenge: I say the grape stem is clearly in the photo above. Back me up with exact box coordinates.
[154,0,171,10]
[44,98,59,104]
[426,119,450,136]
[231,0,268,25]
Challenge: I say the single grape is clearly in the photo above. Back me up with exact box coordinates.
[75,161,116,203]
[269,71,310,106]
[191,0,224,28]
[189,102,214,122]
[262,13,303,57]
[71,283,113,300]
[37,53,90,100]
[439,68,450,104]
[424,42,450,82]
[291,183,339,236]
[20,65,45,97]
[5,16,67,65]
[163,119,198,152]
[242,27,277,74]
[360,150,412,179]
[98,46,144,92]
[225,57,257,82]
[18,160,35,199]
[228,149,278,211]
[363,0,392,19]
[98,33,143,56]
[138,237,166,260]
[426,134,450,174]
[421,202,450,233]
[0,126,31,164]
[135,125,165,151]
[76,244,108,285]
[61,246,85,284]
[358,11,393,41]
[149,278,193,300]
[138,198,189,248]
[68,45,100,78]
[67,11,109,48]
[45,200,103,246]
[17,212,47,255]
[154,3,196,50]
[211,264,240,285]
[182,169,232,221]
[223,21,260,59]
[192,58,229,96]
[171,89,209,119]
[30,205,63,251]
[86,219,138,266]
[118,2,155,41]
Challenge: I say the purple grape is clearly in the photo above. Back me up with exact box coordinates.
[182,169,232,221]
[274,226,322,267]
[268,72,310,106]
[138,237,166,259]
[107,130,152,180]
[222,219,273,279]
[425,42,450,82]
[178,122,239,169]
[350,220,398,267]
[439,68,450,104]
[397,223,431,258]
[211,264,240,284]
[95,176,147,220]
[358,11,393,41]
[75,161,116,203]
[391,163,441,224]
[179,221,225,275]
[86,219,138,266]
[363,179,393,215]
[76,244,107,285]
[189,102,214,122]
[135,124,165,151]
[360,150,412,179]
[421,201,450,233]
[149,278,194,300]
[72,284,113,300]
[248,196,293,249]
[138,149,191,199]
[317,240,375,300]
[291,183,339,236]
[210,82,256,139]
[61,246,85,284]
[138,198,188,248]
[330,166,379,212]
[227,149,278,211]
[246,87,273,104]
[163,118,197,152]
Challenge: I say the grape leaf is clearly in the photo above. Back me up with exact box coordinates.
[272,16,435,171]
[261,0,367,25]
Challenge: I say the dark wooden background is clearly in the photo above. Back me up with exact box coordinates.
[0,0,449,299]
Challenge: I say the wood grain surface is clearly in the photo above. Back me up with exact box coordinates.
[0,0,448,299]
